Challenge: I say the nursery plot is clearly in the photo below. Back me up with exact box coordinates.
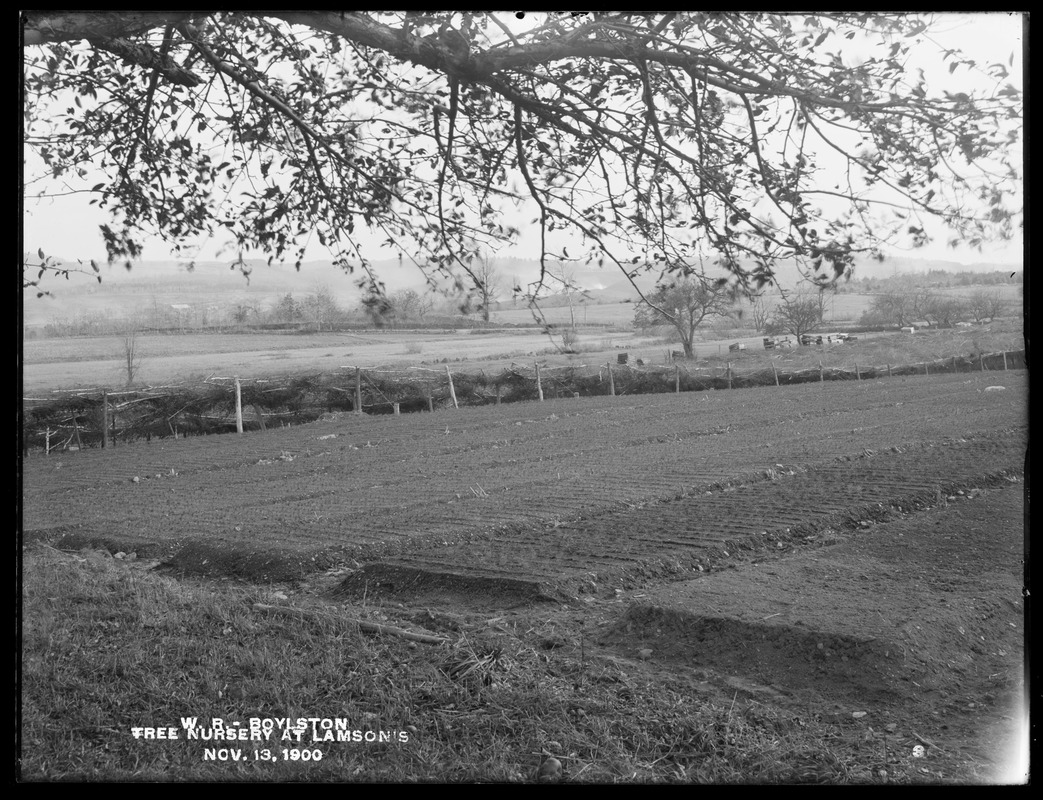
[342,431,1025,599]
[22,372,1026,586]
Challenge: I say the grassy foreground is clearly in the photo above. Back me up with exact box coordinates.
[19,543,916,784]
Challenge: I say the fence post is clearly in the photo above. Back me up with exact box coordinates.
[772,361,779,387]
[234,376,244,435]
[952,356,958,374]
[675,364,680,393]
[355,367,363,415]
[819,361,824,383]
[45,427,51,456]
[607,364,615,396]
[980,353,986,371]
[446,365,458,409]
[73,415,83,449]
[727,362,733,389]
[887,363,892,378]
[535,362,544,401]
[1003,351,1008,371]
[428,396,434,413]
[855,363,860,381]
[924,361,929,376]
[102,391,110,448]
[393,403,400,415]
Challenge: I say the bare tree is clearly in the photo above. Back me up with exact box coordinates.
[471,254,502,322]
[119,322,143,385]
[744,296,772,332]
[23,12,1021,306]
[861,287,916,328]
[231,302,257,328]
[766,291,826,342]
[302,285,342,331]
[922,294,968,328]
[384,289,435,326]
[966,289,1008,323]
[911,288,937,325]
[633,277,731,357]
[530,262,591,353]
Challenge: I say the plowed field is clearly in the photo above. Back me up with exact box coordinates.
[24,372,1025,588]
[20,369,1028,782]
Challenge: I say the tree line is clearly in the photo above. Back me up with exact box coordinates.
[30,286,507,339]
[632,274,1017,357]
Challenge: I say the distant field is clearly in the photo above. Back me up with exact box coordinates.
[492,285,1023,329]
[492,301,637,327]
[22,290,1024,394]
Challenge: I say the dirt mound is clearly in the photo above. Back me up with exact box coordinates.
[605,606,901,706]
[157,539,334,582]
[334,562,560,606]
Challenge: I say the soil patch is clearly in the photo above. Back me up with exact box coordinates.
[599,481,1026,782]
[335,562,560,607]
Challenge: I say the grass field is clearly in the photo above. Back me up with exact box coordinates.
[21,315,1024,397]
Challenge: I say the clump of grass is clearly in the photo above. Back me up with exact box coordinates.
[20,543,927,783]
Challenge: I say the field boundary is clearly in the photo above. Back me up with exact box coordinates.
[22,348,1026,454]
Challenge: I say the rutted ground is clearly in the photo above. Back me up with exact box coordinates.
[339,433,1023,600]
[23,372,1026,581]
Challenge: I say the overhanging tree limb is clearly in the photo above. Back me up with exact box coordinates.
[23,11,1023,301]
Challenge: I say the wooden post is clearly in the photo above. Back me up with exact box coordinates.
[675,364,680,393]
[535,362,544,401]
[393,403,400,415]
[887,363,892,378]
[607,364,615,396]
[980,353,986,371]
[234,376,244,435]
[819,361,824,383]
[355,367,363,414]
[1003,351,1008,371]
[727,362,733,389]
[446,365,458,409]
[45,428,51,456]
[924,361,929,376]
[952,356,958,374]
[771,361,779,387]
[427,396,434,413]
[102,392,110,448]
[855,364,860,381]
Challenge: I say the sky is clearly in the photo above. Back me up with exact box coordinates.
[22,12,1025,269]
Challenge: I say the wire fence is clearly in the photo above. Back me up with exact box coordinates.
[22,348,1026,455]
